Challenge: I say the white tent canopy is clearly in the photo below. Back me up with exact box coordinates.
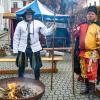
[16,0,70,23]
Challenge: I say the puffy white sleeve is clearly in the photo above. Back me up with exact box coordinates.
[39,21,54,36]
[13,23,21,53]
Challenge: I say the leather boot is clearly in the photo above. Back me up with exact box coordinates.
[88,82,95,100]
[80,78,89,95]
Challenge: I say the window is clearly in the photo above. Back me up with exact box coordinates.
[94,1,96,6]
[89,3,91,6]
[13,2,17,8]
[23,1,26,6]
[0,0,2,4]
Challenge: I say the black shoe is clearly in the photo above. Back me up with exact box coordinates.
[77,76,84,82]
[88,94,94,100]
[35,78,39,80]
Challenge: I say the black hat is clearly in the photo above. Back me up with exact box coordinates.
[87,6,97,15]
[23,8,35,15]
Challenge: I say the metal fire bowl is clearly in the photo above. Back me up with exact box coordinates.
[0,77,45,100]
[95,86,100,97]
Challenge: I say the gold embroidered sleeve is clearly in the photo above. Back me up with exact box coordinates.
[96,26,100,55]
[96,26,100,46]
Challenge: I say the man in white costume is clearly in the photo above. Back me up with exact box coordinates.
[13,8,55,80]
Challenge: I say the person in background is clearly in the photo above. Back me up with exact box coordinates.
[74,34,82,81]
[72,24,83,82]
[13,8,55,80]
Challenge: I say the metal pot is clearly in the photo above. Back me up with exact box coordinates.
[95,86,100,97]
[0,77,45,100]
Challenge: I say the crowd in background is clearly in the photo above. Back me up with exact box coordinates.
[39,0,64,14]
[39,0,87,24]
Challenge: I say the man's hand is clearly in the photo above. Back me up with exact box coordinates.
[52,24,56,30]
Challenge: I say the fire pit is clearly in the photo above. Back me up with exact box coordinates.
[95,85,100,97]
[0,77,45,100]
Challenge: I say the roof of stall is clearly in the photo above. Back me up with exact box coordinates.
[16,0,70,23]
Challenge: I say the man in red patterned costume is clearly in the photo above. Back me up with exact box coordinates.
[74,6,100,97]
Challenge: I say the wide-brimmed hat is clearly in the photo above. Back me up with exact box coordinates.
[23,8,35,16]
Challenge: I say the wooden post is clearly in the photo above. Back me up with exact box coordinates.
[8,18,10,49]
[51,4,56,90]
[51,17,55,91]
[71,1,75,95]
[71,29,75,95]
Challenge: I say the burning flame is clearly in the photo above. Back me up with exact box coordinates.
[7,83,17,99]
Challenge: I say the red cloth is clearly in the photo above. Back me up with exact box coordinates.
[79,24,89,49]
[85,58,98,81]
[79,51,85,57]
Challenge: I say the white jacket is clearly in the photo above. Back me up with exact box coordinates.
[13,20,54,53]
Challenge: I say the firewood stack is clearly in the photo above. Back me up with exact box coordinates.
[0,46,7,56]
